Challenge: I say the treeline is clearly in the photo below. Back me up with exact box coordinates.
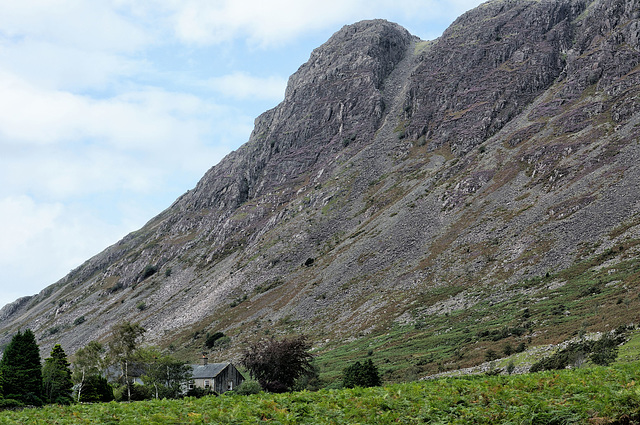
[0,325,384,409]
[0,322,192,409]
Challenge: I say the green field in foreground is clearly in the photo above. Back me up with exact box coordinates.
[2,362,640,424]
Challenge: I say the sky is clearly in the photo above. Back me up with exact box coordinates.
[0,0,485,309]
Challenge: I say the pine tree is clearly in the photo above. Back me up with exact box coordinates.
[79,375,113,403]
[42,344,73,404]
[0,329,43,405]
[342,359,381,388]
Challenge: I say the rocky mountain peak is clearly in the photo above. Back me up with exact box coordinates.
[286,19,414,97]
[179,20,414,214]
[403,0,591,154]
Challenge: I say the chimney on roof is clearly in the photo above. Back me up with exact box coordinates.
[200,355,208,366]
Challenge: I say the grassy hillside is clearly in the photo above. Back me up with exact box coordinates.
[310,236,640,382]
[2,362,640,424]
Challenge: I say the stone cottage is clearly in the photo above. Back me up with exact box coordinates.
[189,356,245,394]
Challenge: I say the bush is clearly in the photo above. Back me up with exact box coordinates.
[590,333,623,366]
[185,387,213,398]
[79,375,114,403]
[205,332,225,349]
[0,398,25,410]
[73,316,86,326]
[530,329,626,372]
[114,384,151,402]
[141,265,158,280]
[212,336,231,350]
[235,380,262,395]
[342,359,381,388]
[485,349,499,362]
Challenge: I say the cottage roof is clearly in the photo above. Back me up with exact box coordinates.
[190,362,230,379]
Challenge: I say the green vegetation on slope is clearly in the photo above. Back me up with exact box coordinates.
[2,362,640,424]
[313,240,640,382]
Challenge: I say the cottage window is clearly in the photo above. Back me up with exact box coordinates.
[188,382,194,390]
[204,380,210,388]
[227,381,233,391]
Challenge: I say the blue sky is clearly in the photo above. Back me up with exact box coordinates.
[0,0,485,308]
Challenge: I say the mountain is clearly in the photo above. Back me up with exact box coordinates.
[2,0,640,380]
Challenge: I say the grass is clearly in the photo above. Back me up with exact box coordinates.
[3,363,640,424]
[309,239,640,382]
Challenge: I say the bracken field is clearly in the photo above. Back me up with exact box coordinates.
[2,362,640,424]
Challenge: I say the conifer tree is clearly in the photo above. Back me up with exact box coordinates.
[0,329,43,405]
[42,344,73,404]
[342,359,381,388]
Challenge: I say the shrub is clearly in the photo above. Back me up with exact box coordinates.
[185,387,211,398]
[530,329,626,372]
[590,333,623,366]
[205,332,225,349]
[230,294,248,308]
[73,316,86,326]
[212,336,231,350]
[141,265,158,280]
[114,384,151,402]
[235,380,262,395]
[0,398,25,410]
[485,349,499,362]
[342,359,381,388]
[79,375,114,403]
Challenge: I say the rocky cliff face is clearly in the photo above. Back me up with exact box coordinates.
[2,0,640,377]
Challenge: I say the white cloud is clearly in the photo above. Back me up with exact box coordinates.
[0,71,251,198]
[0,195,140,308]
[147,0,486,46]
[0,0,150,52]
[0,39,145,91]
[204,72,287,101]
[171,0,354,46]
[0,70,212,147]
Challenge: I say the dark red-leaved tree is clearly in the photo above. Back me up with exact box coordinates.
[240,335,313,392]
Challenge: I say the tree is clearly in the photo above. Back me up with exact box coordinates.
[42,344,73,404]
[79,375,113,403]
[342,359,381,388]
[72,341,106,403]
[204,332,225,349]
[108,321,146,402]
[240,335,313,392]
[0,329,43,405]
[139,347,192,399]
